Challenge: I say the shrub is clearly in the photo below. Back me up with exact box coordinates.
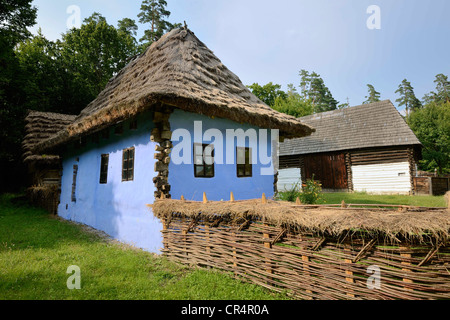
[275,176,324,204]
[299,176,324,204]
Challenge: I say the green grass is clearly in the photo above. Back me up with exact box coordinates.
[278,190,446,207]
[320,192,446,208]
[0,194,289,300]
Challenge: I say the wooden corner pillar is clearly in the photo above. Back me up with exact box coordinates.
[152,104,174,200]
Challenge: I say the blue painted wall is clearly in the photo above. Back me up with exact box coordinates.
[169,109,276,201]
[58,108,276,254]
[58,112,162,253]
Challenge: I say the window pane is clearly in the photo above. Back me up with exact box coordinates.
[129,149,134,160]
[195,165,205,177]
[245,164,253,177]
[128,170,134,181]
[123,151,129,161]
[195,155,203,165]
[246,148,252,165]
[204,155,214,165]
[237,148,245,165]
[194,145,203,156]
[237,165,245,177]
[205,165,214,177]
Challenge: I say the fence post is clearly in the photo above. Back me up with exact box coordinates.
[400,246,414,292]
[344,246,355,298]
[262,194,272,279]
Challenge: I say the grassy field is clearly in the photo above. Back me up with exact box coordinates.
[278,190,446,207]
[321,192,446,207]
[0,194,289,300]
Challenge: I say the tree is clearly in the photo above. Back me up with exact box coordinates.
[0,0,37,192]
[395,79,422,117]
[118,18,138,37]
[247,82,287,107]
[138,0,180,48]
[433,73,450,103]
[363,84,381,104]
[272,84,314,118]
[59,13,140,106]
[408,101,450,174]
[298,69,338,113]
[14,30,67,113]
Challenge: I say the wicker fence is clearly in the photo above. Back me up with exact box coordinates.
[153,195,450,300]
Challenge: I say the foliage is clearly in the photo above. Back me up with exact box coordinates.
[272,84,314,118]
[247,82,287,107]
[299,176,324,204]
[60,13,140,100]
[276,176,324,205]
[0,0,37,191]
[299,69,338,113]
[395,79,422,116]
[138,0,180,49]
[0,0,37,46]
[363,84,381,104]
[408,101,450,174]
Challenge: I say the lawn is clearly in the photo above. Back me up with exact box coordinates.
[0,194,289,300]
[321,192,446,208]
[277,189,446,207]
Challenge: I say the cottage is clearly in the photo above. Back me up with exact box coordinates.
[27,27,313,253]
[278,100,422,194]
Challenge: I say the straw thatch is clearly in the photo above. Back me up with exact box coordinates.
[22,110,76,163]
[153,199,450,243]
[33,27,314,153]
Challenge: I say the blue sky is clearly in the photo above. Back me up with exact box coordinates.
[30,0,450,111]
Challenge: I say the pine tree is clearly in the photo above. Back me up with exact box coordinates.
[395,79,422,117]
[137,0,180,49]
[363,84,381,104]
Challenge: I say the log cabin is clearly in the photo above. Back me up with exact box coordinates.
[278,100,422,195]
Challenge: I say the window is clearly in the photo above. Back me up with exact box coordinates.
[129,119,138,130]
[100,154,109,184]
[236,147,252,178]
[71,165,78,202]
[114,124,124,135]
[122,147,135,182]
[194,143,214,178]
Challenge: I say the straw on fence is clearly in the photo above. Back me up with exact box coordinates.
[153,197,450,243]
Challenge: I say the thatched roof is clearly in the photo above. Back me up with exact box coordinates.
[22,110,76,163]
[33,27,314,153]
[280,100,421,156]
[153,199,450,244]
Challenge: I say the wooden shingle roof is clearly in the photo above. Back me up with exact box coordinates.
[279,100,421,156]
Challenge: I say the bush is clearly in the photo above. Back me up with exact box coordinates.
[276,176,324,204]
[299,177,324,204]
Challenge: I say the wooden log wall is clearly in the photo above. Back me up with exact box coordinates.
[161,203,450,300]
[345,152,353,192]
[151,104,174,199]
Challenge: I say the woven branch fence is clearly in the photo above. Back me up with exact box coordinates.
[152,194,450,300]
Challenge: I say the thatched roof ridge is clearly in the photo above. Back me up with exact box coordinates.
[23,110,76,163]
[280,100,421,156]
[33,27,314,153]
[153,199,450,243]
